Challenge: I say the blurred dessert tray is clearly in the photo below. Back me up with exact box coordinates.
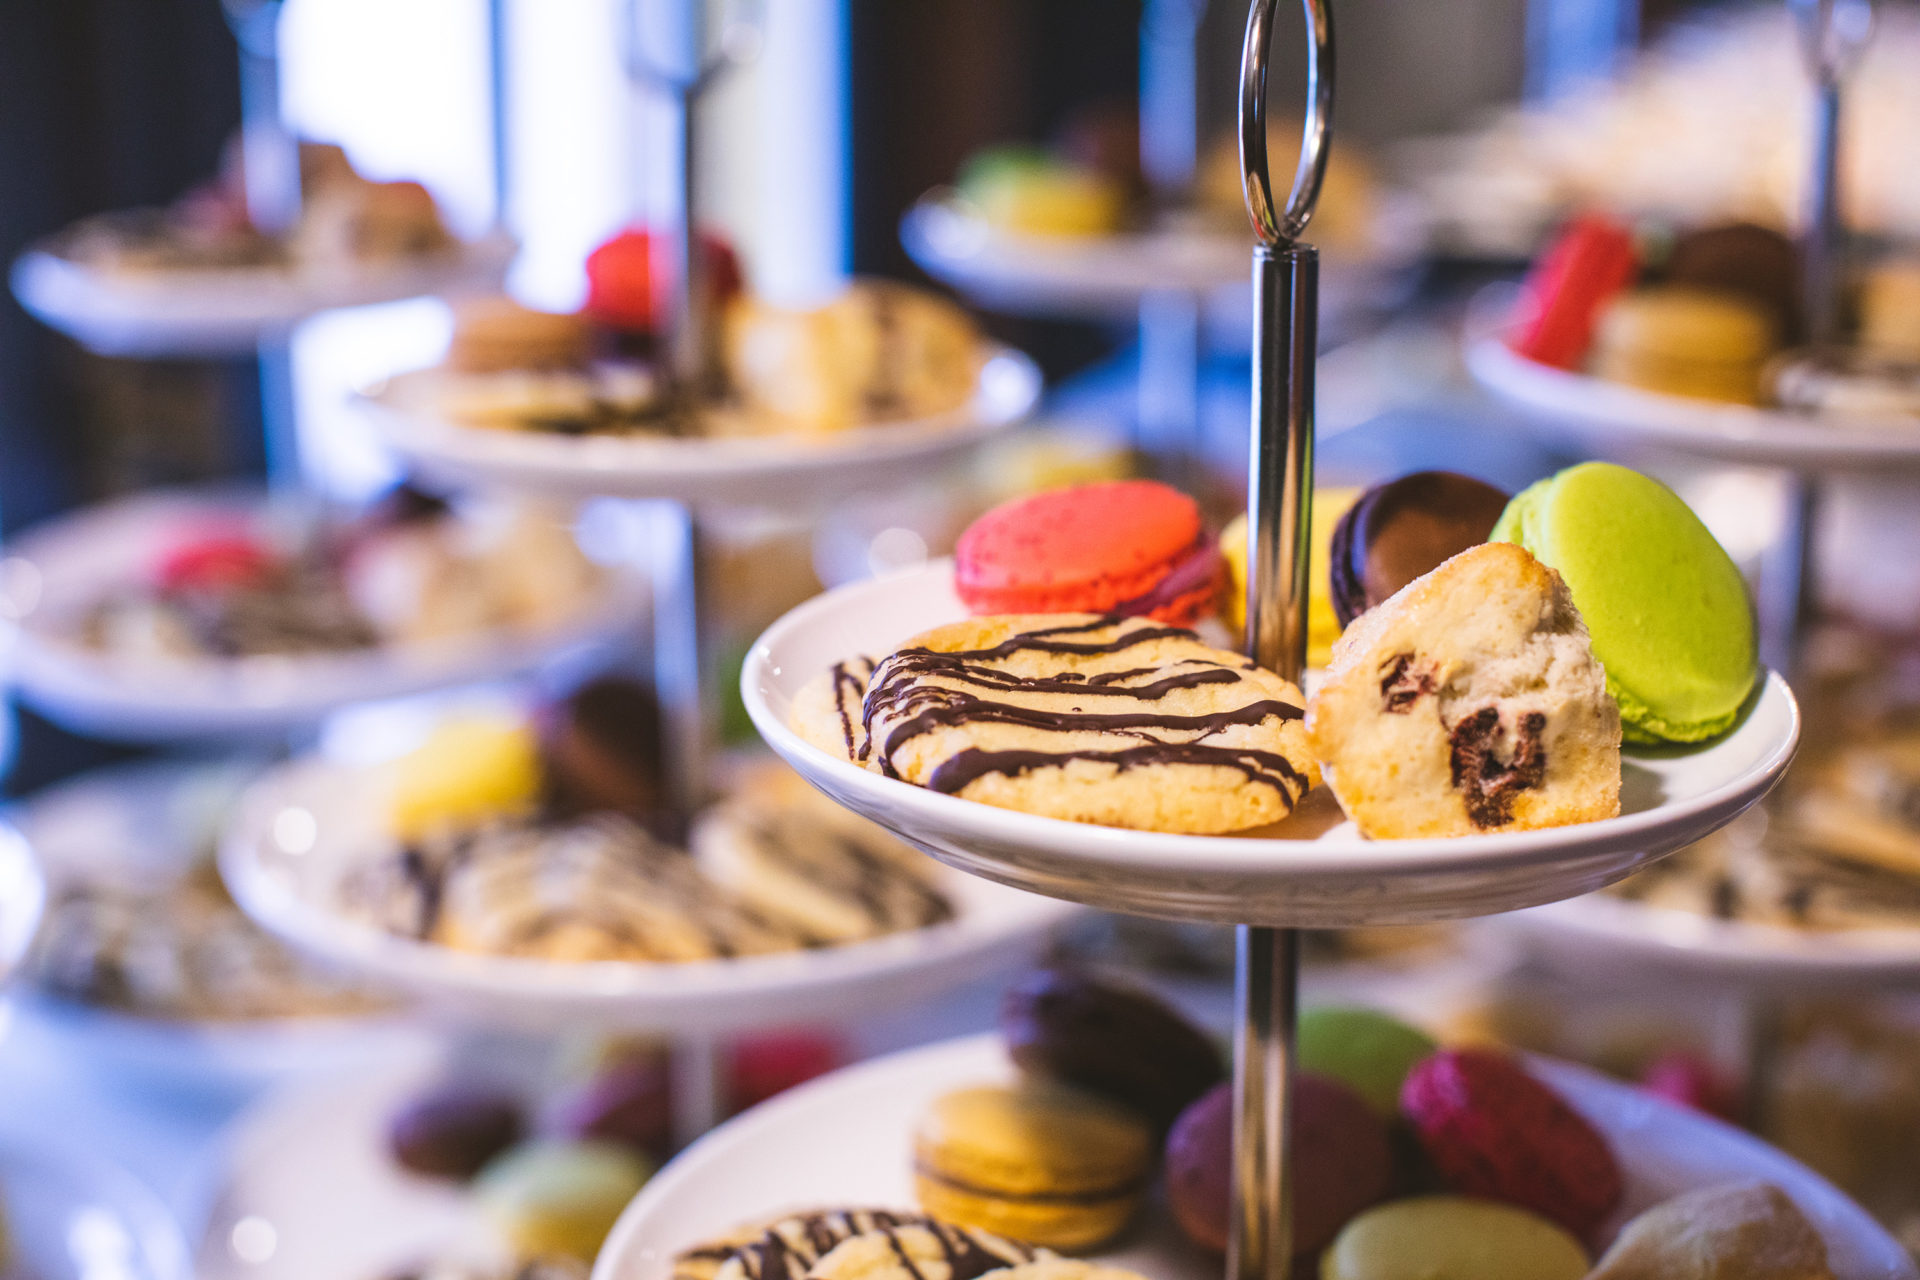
[1498,892,1920,990]
[0,819,43,990]
[0,487,647,741]
[1467,335,1920,473]
[198,1041,488,1280]
[901,196,1422,342]
[742,559,1800,927]
[11,759,416,1091]
[594,1031,1917,1280]
[356,347,1042,508]
[10,228,517,358]
[218,753,1077,1033]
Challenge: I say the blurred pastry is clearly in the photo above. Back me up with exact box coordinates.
[1589,287,1777,403]
[1296,1005,1437,1117]
[1054,102,1146,204]
[1001,967,1223,1130]
[542,1047,672,1162]
[1197,124,1377,251]
[472,1139,652,1262]
[583,227,744,337]
[912,1081,1152,1250]
[690,764,953,944]
[1327,471,1509,628]
[807,1221,1047,1280]
[1788,731,1920,874]
[1665,222,1801,340]
[675,1211,981,1280]
[1858,259,1920,362]
[297,178,454,266]
[957,146,1128,239]
[1306,542,1621,838]
[447,300,593,375]
[1586,1182,1834,1280]
[723,281,983,435]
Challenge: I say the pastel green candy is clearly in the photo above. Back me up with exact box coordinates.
[1321,1196,1589,1280]
[1492,463,1758,745]
[474,1139,652,1262]
[1296,1007,1436,1117]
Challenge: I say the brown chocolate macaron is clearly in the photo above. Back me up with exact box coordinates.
[1665,221,1801,343]
[1327,471,1509,628]
[1002,968,1223,1130]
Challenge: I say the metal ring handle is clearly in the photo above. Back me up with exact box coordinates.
[1239,0,1333,247]
[622,0,764,98]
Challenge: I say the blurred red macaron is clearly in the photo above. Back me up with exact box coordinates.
[954,480,1222,626]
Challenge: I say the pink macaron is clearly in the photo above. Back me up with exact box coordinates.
[954,480,1221,626]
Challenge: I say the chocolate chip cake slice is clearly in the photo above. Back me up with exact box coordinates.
[1306,542,1620,838]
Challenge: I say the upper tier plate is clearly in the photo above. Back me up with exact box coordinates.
[0,487,646,741]
[1497,892,1920,989]
[357,347,1042,508]
[595,1032,1916,1280]
[11,232,516,358]
[901,198,1418,340]
[743,561,1800,927]
[219,755,1075,1033]
[1468,337,1920,472]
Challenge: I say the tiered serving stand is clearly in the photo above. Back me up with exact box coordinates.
[583,5,1842,1279]
[212,0,1066,1175]
[1473,0,1920,1001]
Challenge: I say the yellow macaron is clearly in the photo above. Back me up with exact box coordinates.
[912,1082,1152,1252]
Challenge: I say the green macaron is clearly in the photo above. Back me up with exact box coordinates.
[1297,1006,1437,1117]
[1491,462,1758,745]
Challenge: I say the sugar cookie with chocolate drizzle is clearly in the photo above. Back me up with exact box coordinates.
[802,613,1317,834]
[1306,541,1621,838]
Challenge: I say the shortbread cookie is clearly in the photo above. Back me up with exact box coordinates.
[807,1221,1045,1280]
[791,655,878,763]
[1306,542,1620,838]
[841,614,1316,834]
[676,1210,945,1280]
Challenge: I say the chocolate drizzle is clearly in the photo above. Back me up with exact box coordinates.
[860,616,1309,809]
[1448,707,1549,829]
[829,657,876,758]
[683,1210,1038,1280]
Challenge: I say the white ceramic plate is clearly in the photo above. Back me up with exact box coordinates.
[219,756,1076,1034]
[742,561,1801,927]
[597,1032,1916,1280]
[1467,337,1920,472]
[0,488,647,741]
[1498,892,1920,990]
[198,1043,497,1280]
[901,199,1419,342]
[0,1134,192,1280]
[10,232,515,358]
[357,347,1041,508]
[12,759,411,1093]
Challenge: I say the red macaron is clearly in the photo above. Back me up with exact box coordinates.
[1400,1048,1623,1240]
[1508,213,1638,369]
[584,227,744,335]
[954,480,1221,626]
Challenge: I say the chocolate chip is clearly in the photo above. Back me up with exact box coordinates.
[1378,653,1435,713]
[1447,708,1548,829]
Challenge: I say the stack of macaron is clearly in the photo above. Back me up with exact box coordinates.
[798,462,1758,839]
[674,979,1841,1280]
[1506,212,1920,419]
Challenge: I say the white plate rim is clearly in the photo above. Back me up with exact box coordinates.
[1467,335,1920,471]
